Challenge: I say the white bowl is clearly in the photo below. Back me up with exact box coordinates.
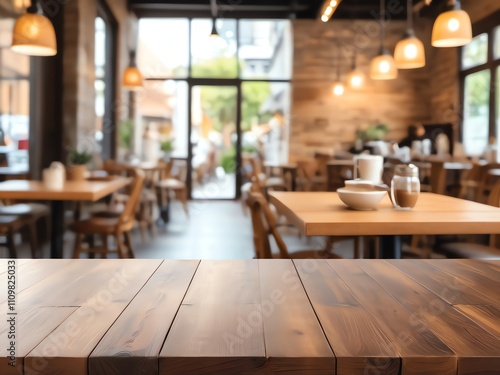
[337,188,387,210]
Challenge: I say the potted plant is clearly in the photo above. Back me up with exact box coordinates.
[67,148,92,181]
[160,139,174,161]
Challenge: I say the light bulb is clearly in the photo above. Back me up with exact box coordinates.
[448,18,460,32]
[379,60,390,73]
[321,14,329,22]
[333,82,344,96]
[404,43,418,59]
[325,6,333,15]
[330,0,337,6]
[346,69,365,89]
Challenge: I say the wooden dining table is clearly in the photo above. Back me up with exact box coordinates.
[1,258,499,375]
[0,177,130,258]
[269,191,500,258]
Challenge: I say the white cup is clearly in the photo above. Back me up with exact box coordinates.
[353,154,384,184]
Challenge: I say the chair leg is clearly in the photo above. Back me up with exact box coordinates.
[115,233,126,259]
[354,237,360,259]
[181,188,189,217]
[100,234,108,259]
[124,231,135,258]
[73,233,84,259]
[28,222,39,258]
[6,232,18,258]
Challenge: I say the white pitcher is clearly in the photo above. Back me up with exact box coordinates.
[43,162,66,189]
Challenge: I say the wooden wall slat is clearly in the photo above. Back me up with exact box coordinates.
[258,259,335,374]
[159,260,266,375]
[0,307,77,375]
[330,260,457,375]
[24,260,162,375]
[294,259,400,375]
[371,260,500,374]
[89,260,199,375]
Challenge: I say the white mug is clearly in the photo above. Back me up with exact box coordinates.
[353,154,384,184]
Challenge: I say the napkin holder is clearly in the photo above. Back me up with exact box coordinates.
[43,162,66,189]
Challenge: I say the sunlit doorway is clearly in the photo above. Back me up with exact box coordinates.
[190,84,240,199]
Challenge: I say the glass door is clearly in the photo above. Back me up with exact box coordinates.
[190,84,240,199]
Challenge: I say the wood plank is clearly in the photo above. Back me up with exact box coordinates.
[387,260,495,305]
[374,260,500,374]
[454,305,500,340]
[455,259,500,282]
[159,260,266,375]
[258,259,335,374]
[0,307,77,375]
[330,260,457,375]
[294,259,400,375]
[89,260,199,375]
[421,259,500,304]
[0,259,31,275]
[0,259,73,304]
[24,260,162,375]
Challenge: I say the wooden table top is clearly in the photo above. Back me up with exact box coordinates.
[1,259,499,375]
[0,177,130,201]
[269,191,500,236]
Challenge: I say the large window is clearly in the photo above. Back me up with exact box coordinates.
[137,18,292,198]
[461,14,500,157]
[0,14,30,167]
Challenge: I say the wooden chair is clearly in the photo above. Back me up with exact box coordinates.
[0,215,27,258]
[156,159,189,217]
[246,191,341,259]
[70,168,145,259]
[247,157,287,199]
[438,182,500,259]
[475,163,500,203]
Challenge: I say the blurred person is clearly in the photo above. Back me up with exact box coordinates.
[399,123,426,149]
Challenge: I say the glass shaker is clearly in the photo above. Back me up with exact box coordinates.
[390,164,420,210]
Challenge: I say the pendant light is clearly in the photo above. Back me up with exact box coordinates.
[394,0,425,69]
[332,46,344,96]
[122,50,143,89]
[431,0,471,47]
[370,0,397,80]
[11,0,57,56]
[208,0,226,49]
[346,53,365,89]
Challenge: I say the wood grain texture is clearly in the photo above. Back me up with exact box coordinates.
[0,177,130,201]
[89,260,199,375]
[455,259,500,282]
[258,259,335,374]
[25,260,162,375]
[380,260,500,374]
[0,307,77,375]
[392,260,497,305]
[159,260,267,375]
[269,192,500,236]
[330,260,457,375]
[294,259,400,375]
[0,259,31,275]
[454,305,500,340]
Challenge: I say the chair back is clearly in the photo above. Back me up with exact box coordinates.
[246,192,290,259]
[158,158,174,180]
[119,168,145,226]
[486,182,500,248]
[103,159,129,176]
[429,161,446,194]
[476,163,500,203]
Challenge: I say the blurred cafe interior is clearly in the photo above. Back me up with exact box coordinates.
[0,0,499,261]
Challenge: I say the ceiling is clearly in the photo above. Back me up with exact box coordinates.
[130,0,450,20]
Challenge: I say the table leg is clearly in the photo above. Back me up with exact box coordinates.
[290,169,297,191]
[378,235,402,259]
[51,200,64,258]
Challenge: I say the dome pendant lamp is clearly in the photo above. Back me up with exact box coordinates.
[370,0,398,80]
[431,0,472,47]
[394,0,425,69]
[11,0,57,56]
[122,50,143,89]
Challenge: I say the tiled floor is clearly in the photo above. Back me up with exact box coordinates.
[2,199,357,259]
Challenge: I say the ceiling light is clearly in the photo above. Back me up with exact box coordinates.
[319,0,342,23]
[332,82,344,96]
[370,0,398,80]
[346,53,365,89]
[394,0,425,69]
[431,0,472,47]
[11,0,57,56]
[122,51,143,89]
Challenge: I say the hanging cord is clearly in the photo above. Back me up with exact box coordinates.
[379,0,385,50]
[27,0,38,13]
[407,0,412,31]
[210,0,218,18]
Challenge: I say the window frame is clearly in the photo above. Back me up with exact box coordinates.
[460,10,500,146]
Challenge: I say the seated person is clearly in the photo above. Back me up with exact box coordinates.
[399,123,426,149]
